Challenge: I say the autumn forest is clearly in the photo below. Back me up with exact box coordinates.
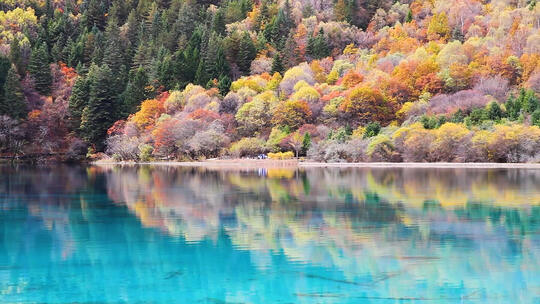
[0,0,540,162]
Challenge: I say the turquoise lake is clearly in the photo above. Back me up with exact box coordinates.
[1,165,540,303]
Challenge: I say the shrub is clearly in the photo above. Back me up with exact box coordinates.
[229,137,267,157]
[532,110,540,127]
[138,144,154,162]
[268,151,294,160]
[364,122,381,138]
[367,135,400,162]
[430,123,470,162]
[105,135,140,161]
[402,129,435,162]
[488,125,540,162]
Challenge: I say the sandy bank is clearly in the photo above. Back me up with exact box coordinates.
[93,159,540,169]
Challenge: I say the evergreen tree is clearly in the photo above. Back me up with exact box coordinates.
[524,90,539,113]
[214,45,230,81]
[505,94,520,121]
[487,101,504,121]
[9,37,23,75]
[173,29,201,88]
[255,1,269,30]
[212,9,226,35]
[68,76,90,133]
[307,29,330,59]
[80,64,120,151]
[196,32,229,85]
[123,67,151,116]
[85,0,106,30]
[283,32,299,67]
[0,66,27,120]
[275,0,294,46]
[218,74,231,95]
[103,17,125,74]
[302,132,311,155]
[406,9,413,23]
[263,16,279,44]
[28,42,52,95]
[238,32,257,74]
[451,26,465,42]
[0,56,11,94]
[346,0,358,27]
[126,9,139,42]
[103,20,128,96]
[271,53,284,74]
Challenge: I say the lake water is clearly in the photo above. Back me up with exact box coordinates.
[1,165,540,303]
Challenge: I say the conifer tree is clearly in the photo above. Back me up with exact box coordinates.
[406,9,413,23]
[123,67,151,116]
[86,0,106,30]
[0,66,27,120]
[9,37,23,75]
[271,53,284,74]
[218,74,231,95]
[81,64,120,151]
[212,9,226,35]
[307,29,330,59]
[69,76,90,133]
[238,32,257,74]
[0,56,10,94]
[103,17,125,73]
[28,42,52,95]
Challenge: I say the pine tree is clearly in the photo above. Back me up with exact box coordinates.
[214,45,230,81]
[487,101,504,121]
[126,9,139,48]
[524,90,539,113]
[81,64,120,151]
[406,10,413,23]
[263,16,279,44]
[302,132,311,155]
[103,17,128,94]
[255,1,269,30]
[346,0,358,27]
[238,32,256,74]
[0,66,27,120]
[451,26,465,42]
[283,33,299,67]
[173,29,201,87]
[103,17,125,73]
[218,74,231,95]
[0,56,10,94]
[212,9,226,35]
[28,42,52,95]
[275,0,294,46]
[307,29,330,59]
[123,67,151,116]
[271,53,284,74]
[68,76,90,133]
[85,0,106,30]
[9,37,23,75]
[196,32,229,85]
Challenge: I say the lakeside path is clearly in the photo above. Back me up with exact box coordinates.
[94,159,540,169]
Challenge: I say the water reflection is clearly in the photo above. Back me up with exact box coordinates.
[1,165,540,303]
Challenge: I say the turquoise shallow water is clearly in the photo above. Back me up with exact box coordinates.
[1,165,540,303]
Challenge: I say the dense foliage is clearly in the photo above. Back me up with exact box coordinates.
[0,0,539,162]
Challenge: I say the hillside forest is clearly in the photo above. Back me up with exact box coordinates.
[0,0,540,162]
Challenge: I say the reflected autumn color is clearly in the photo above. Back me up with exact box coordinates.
[101,166,540,273]
[2,165,540,303]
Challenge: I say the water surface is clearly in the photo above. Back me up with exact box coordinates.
[1,165,540,303]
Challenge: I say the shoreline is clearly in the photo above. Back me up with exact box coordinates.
[93,160,540,169]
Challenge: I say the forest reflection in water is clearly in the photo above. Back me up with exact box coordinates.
[1,165,540,303]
